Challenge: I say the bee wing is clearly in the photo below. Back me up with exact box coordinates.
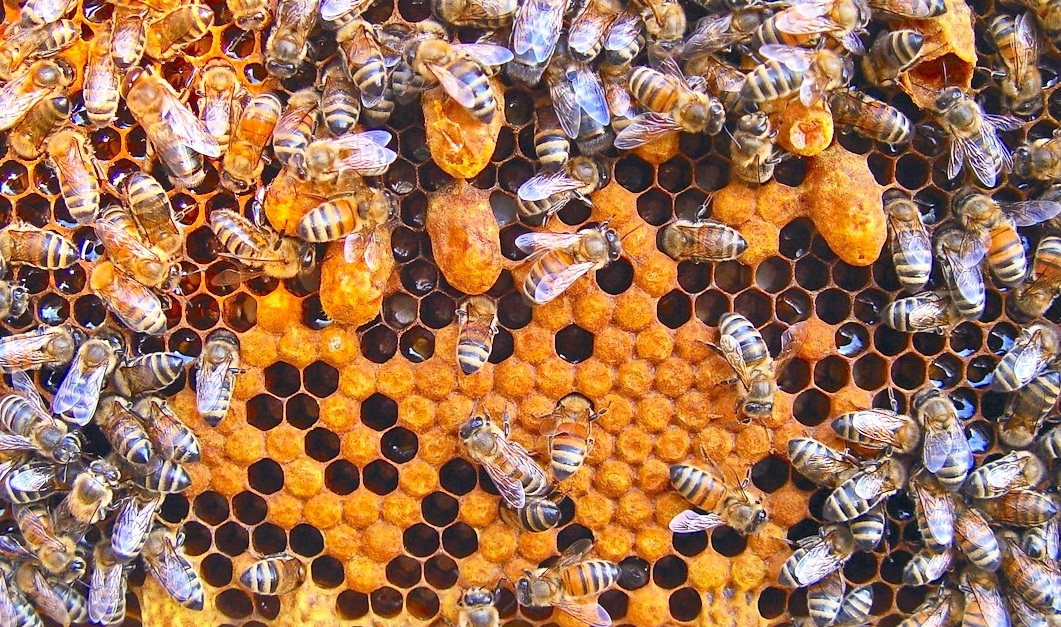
[605,11,642,52]
[89,561,125,624]
[556,537,595,568]
[851,468,886,500]
[0,576,12,626]
[0,432,38,453]
[845,410,910,446]
[776,321,807,371]
[456,43,514,67]
[775,1,836,34]
[514,231,585,254]
[669,509,725,533]
[531,261,597,304]
[319,0,372,20]
[273,100,317,138]
[480,457,528,508]
[968,583,1009,627]
[343,230,373,266]
[195,353,234,416]
[890,217,933,266]
[570,65,610,127]
[1012,12,1039,86]
[983,456,1026,490]
[792,540,845,586]
[333,139,398,173]
[448,0,508,23]
[95,216,160,261]
[0,82,49,131]
[427,62,483,110]
[51,355,109,426]
[1011,338,1048,386]
[143,535,196,598]
[922,423,968,474]
[1001,200,1061,226]
[911,479,954,546]
[548,73,582,139]
[7,463,55,494]
[29,566,69,625]
[555,599,613,627]
[112,497,161,560]
[517,171,583,202]
[569,7,613,58]
[512,0,565,62]
[200,94,235,141]
[837,31,865,55]
[158,96,222,158]
[614,111,683,150]
[682,15,740,58]
[10,370,47,414]
[759,45,812,72]
[799,71,829,107]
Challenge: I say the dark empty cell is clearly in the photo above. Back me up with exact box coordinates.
[363,460,399,495]
[160,493,190,523]
[852,353,887,391]
[232,492,267,526]
[787,587,809,618]
[488,327,514,364]
[181,521,212,555]
[912,331,946,356]
[674,188,708,221]
[949,323,982,357]
[557,525,594,552]
[734,290,772,327]
[618,557,651,591]
[711,526,748,557]
[223,293,258,333]
[555,324,594,363]
[867,153,893,185]
[336,590,370,620]
[247,459,284,494]
[490,190,519,227]
[264,362,301,397]
[440,458,478,495]
[442,523,478,558]
[305,428,341,462]
[694,291,729,326]
[837,127,873,154]
[422,492,458,527]
[778,358,810,393]
[400,326,435,363]
[478,465,499,497]
[309,555,344,589]
[304,298,331,331]
[751,455,789,493]
[53,266,85,295]
[558,197,592,226]
[834,262,871,291]
[407,587,440,621]
[778,219,813,260]
[874,326,909,357]
[814,356,849,392]
[656,290,691,329]
[793,389,829,426]
[836,322,869,357]
[967,355,997,389]
[386,556,422,588]
[401,260,438,296]
[36,294,69,325]
[193,491,230,526]
[286,393,320,429]
[879,550,910,585]
[949,387,977,421]
[592,257,633,295]
[289,524,324,558]
[776,288,811,325]
[168,329,201,359]
[614,155,653,193]
[498,158,535,193]
[928,353,963,389]
[774,156,807,186]
[185,225,218,265]
[599,590,628,621]
[419,162,455,192]
[715,261,752,292]
[815,289,852,324]
[424,555,459,589]
[657,157,692,193]
[370,586,404,618]
[967,420,995,453]
[247,395,283,431]
[637,188,673,225]
[981,290,1003,322]
[794,257,828,290]
[694,158,729,191]
[758,587,787,620]
[895,153,930,189]
[215,521,250,557]
[186,294,220,330]
[361,325,398,363]
[501,224,533,260]
[420,292,456,329]
[303,361,339,398]
[391,227,420,262]
[669,588,702,622]
[987,322,1017,355]
[216,589,253,619]
[755,257,792,293]
[403,523,440,557]
[362,393,398,431]
[498,292,533,329]
[652,555,687,589]
[400,192,427,228]
[200,553,233,587]
[381,427,418,464]
[677,260,711,293]
[252,523,288,557]
[324,460,359,495]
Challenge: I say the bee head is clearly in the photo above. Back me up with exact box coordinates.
[459,416,485,440]
[934,87,963,112]
[604,228,623,261]
[459,586,495,608]
[514,576,533,606]
[266,56,299,79]
[53,435,81,464]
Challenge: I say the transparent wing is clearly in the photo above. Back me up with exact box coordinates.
[319,0,373,20]
[606,11,642,52]
[890,217,933,266]
[532,261,595,303]
[11,370,47,414]
[517,171,582,202]
[334,141,398,174]
[792,541,845,585]
[428,62,480,109]
[759,45,812,71]
[969,583,1009,627]
[847,410,911,447]
[7,463,55,493]
[922,425,959,474]
[195,353,234,415]
[51,357,109,426]
[273,100,317,138]
[112,497,160,560]
[0,433,37,452]
[549,73,582,139]
[614,112,683,149]
[570,65,610,127]
[718,333,753,386]
[89,561,124,624]
[329,129,392,148]
[682,15,745,58]
[777,321,807,370]
[669,509,725,533]
[912,480,954,546]
[1013,12,1039,81]
[159,96,222,158]
[457,42,514,67]
[480,457,528,508]
[556,599,612,627]
[1001,200,1061,226]
[514,231,584,254]
[851,469,886,500]
[0,74,47,131]
[511,0,564,62]
[1011,338,1047,386]
[775,1,836,34]
[555,538,594,568]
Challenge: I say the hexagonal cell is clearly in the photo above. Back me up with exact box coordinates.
[264,362,301,397]
[363,459,398,495]
[312,555,345,588]
[248,459,284,494]
[232,491,267,526]
[362,393,398,431]
[248,394,283,431]
[287,393,320,429]
[336,590,370,620]
[555,324,594,363]
[657,290,692,329]
[290,524,324,557]
[381,427,418,464]
[441,523,478,558]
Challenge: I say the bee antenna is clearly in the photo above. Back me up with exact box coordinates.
[619,221,648,243]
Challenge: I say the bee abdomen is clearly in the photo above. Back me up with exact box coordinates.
[561,560,620,597]
[986,228,1028,287]
[741,60,802,103]
[628,67,679,112]
[456,339,490,375]
[719,312,769,365]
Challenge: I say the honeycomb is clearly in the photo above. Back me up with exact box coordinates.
[1,0,1060,623]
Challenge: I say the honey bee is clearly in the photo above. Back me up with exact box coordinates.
[95,207,178,290]
[113,351,190,397]
[195,58,246,154]
[111,490,163,562]
[772,0,870,54]
[778,523,855,588]
[931,86,1021,187]
[740,44,850,107]
[20,0,77,26]
[668,462,768,534]
[713,312,805,420]
[827,584,874,626]
[94,394,155,465]
[144,4,215,60]
[303,130,398,183]
[684,54,745,111]
[1005,589,1053,626]
[508,0,569,84]
[603,10,644,66]
[882,189,932,292]
[406,37,512,124]
[1,370,81,464]
[8,95,69,160]
[1013,234,1061,318]
[659,217,748,263]
[209,204,316,281]
[134,397,201,463]
[914,387,973,490]
[319,0,374,21]
[565,0,623,62]
[830,408,922,454]
[861,30,924,87]
[964,450,1045,499]
[266,93,315,180]
[992,321,1061,392]
[90,261,167,336]
[954,189,1061,288]
[0,59,71,134]
[1001,370,1061,449]
[121,171,186,258]
[132,456,192,494]
[110,8,147,69]
[240,552,307,595]
[516,223,623,306]
[882,291,961,335]
[1013,132,1061,180]
[456,296,499,376]
[615,53,725,149]
[901,585,962,626]
[990,12,1044,116]
[0,18,78,81]
[60,459,121,526]
[455,582,505,627]
[499,493,563,532]
[142,526,204,609]
[0,325,77,373]
[0,223,78,272]
[222,92,282,193]
[88,541,126,625]
[902,547,953,585]
[542,47,610,141]
[319,61,359,137]
[515,539,618,626]
[517,156,607,224]
[829,89,914,147]
[638,0,687,51]
[909,469,955,549]
[195,329,241,427]
[787,437,860,489]
[976,489,1058,526]
[999,530,1060,612]
[547,392,602,482]
[935,226,987,320]
[459,407,550,508]
[823,456,907,521]
[1020,516,1059,560]
[681,14,753,60]
[0,458,59,504]
[265,0,320,77]
[122,66,222,190]
[0,280,29,320]
[51,329,124,426]
[296,184,394,243]
[335,19,386,108]
[0,573,42,627]
[954,500,1002,572]
[806,571,846,627]
[599,61,636,136]
[229,0,274,30]
[14,561,76,626]
[11,502,86,581]
[432,0,515,27]
[729,111,781,184]
[46,129,102,226]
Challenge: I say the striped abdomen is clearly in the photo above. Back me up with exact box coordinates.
[450,57,496,123]
[0,229,77,269]
[719,312,769,366]
[628,67,679,113]
[669,464,726,511]
[548,421,591,481]
[209,209,271,262]
[560,560,620,597]
[986,226,1027,287]
[740,59,803,103]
